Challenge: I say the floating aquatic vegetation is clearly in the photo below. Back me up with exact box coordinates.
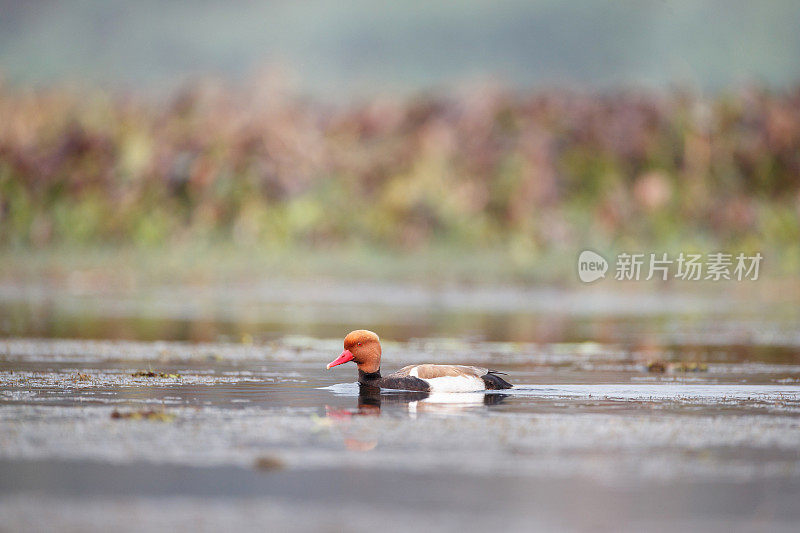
[253,455,285,471]
[131,370,182,379]
[110,409,175,422]
[646,361,667,373]
[646,361,709,373]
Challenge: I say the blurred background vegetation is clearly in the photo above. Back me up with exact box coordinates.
[1,0,799,283]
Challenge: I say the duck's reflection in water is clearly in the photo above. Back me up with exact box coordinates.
[326,385,508,420]
[325,386,508,451]
[356,386,428,415]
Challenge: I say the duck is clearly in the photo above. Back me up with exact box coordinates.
[326,330,512,392]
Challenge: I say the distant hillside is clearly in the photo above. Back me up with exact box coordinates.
[1,0,799,98]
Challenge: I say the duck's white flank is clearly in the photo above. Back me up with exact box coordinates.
[409,367,486,392]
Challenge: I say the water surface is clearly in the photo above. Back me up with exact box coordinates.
[2,332,799,532]
[2,281,800,531]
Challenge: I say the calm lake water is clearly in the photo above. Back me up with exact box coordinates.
[1,282,799,531]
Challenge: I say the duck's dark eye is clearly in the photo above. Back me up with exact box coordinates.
[357,342,362,346]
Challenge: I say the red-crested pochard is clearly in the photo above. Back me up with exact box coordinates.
[326,330,512,392]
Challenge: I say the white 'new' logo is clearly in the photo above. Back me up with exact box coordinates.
[578,250,608,283]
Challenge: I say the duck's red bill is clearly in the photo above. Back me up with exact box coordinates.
[326,349,354,369]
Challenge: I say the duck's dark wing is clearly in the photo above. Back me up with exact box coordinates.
[379,371,431,391]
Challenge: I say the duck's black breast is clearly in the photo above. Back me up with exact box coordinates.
[358,370,430,392]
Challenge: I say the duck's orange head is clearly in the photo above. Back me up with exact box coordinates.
[327,330,381,374]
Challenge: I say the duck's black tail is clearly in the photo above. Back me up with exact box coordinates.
[482,370,513,390]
